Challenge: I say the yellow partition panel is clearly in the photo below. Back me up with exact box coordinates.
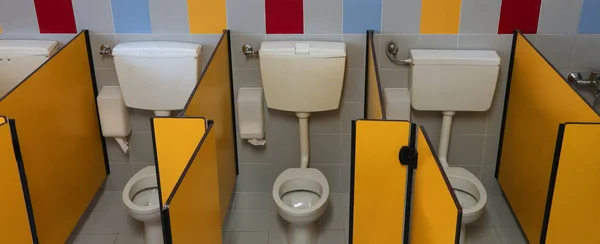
[411,126,461,244]
[165,122,222,244]
[365,30,384,119]
[152,117,206,204]
[0,31,107,243]
[182,30,236,224]
[497,33,599,243]
[351,120,410,243]
[543,123,600,243]
[0,118,36,244]
[420,0,461,34]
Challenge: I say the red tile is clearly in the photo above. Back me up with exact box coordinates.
[265,0,304,34]
[34,0,77,33]
[498,0,542,34]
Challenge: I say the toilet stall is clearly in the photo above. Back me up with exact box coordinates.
[0,31,108,243]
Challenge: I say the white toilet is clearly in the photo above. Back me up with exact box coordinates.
[409,49,500,244]
[122,166,162,244]
[98,41,202,244]
[259,41,346,244]
[0,40,58,97]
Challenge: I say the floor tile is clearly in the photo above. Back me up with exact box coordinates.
[114,233,144,244]
[317,230,346,244]
[496,227,528,244]
[229,232,269,244]
[319,194,345,230]
[80,209,143,234]
[235,192,271,209]
[466,227,502,244]
[224,209,270,231]
[72,233,117,244]
[268,231,288,244]
[92,191,125,212]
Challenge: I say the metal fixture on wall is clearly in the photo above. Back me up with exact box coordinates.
[99,44,112,56]
[242,44,259,56]
[386,41,412,65]
[568,72,600,92]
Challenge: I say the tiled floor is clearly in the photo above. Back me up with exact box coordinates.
[70,181,527,244]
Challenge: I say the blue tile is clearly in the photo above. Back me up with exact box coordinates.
[578,0,600,34]
[111,0,152,33]
[343,0,382,34]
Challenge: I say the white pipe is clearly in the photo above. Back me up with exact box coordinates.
[154,110,170,116]
[115,137,129,154]
[297,112,310,169]
[438,111,455,168]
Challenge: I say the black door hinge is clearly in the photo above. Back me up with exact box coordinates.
[399,146,418,169]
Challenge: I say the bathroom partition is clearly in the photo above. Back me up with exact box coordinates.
[181,29,237,224]
[0,30,108,243]
[349,120,460,244]
[364,30,385,119]
[0,117,36,243]
[496,32,600,243]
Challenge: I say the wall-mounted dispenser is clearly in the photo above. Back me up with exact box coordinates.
[97,86,131,153]
[384,88,411,120]
[237,87,265,146]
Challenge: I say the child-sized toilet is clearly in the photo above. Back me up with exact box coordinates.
[258,41,346,244]
[122,166,162,244]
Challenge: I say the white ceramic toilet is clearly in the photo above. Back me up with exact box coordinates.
[122,166,162,244]
[0,40,58,97]
[409,49,500,244]
[99,41,202,244]
[259,41,346,244]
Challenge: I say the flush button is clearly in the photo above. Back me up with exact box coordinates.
[295,43,310,54]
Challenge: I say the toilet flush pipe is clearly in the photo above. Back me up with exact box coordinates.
[297,112,310,169]
[438,111,455,169]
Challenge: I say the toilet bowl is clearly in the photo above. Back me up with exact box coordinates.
[273,168,330,244]
[445,167,487,244]
[122,166,163,244]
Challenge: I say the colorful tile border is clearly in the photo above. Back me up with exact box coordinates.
[111,0,152,33]
[498,0,542,34]
[578,0,600,34]
[265,0,304,34]
[343,0,382,34]
[187,0,227,34]
[33,0,77,33]
[420,0,461,34]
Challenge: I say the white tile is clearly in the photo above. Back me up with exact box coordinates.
[466,227,502,244]
[496,227,528,244]
[114,233,144,244]
[72,233,117,244]
[317,230,346,244]
[224,209,270,231]
[235,193,271,209]
[229,231,269,244]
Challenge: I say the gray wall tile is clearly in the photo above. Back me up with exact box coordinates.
[0,33,41,40]
[538,0,583,34]
[309,109,341,134]
[72,0,114,33]
[40,34,76,48]
[381,0,421,34]
[305,0,343,34]
[341,165,350,193]
[341,135,351,165]
[418,35,459,49]
[379,35,419,70]
[305,35,343,42]
[310,134,341,165]
[226,0,265,34]
[152,34,191,42]
[149,0,190,33]
[379,69,408,89]
[267,110,300,173]
[0,0,39,33]
[483,135,500,165]
[313,165,342,193]
[452,112,487,134]
[236,164,271,193]
[266,34,304,41]
[342,69,366,102]
[573,35,600,70]
[129,132,154,163]
[106,138,129,163]
[458,35,497,50]
[94,68,119,89]
[233,68,262,98]
[237,138,269,164]
[104,163,133,191]
[319,195,344,229]
[486,102,504,136]
[448,134,485,166]
[494,66,509,102]
[231,35,265,69]
[535,35,575,69]
[341,102,364,134]
[190,34,222,70]
[482,165,501,196]
[343,35,366,70]
[459,0,502,34]
[411,110,442,134]
[461,165,482,179]
[90,34,116,69]
[115,34,154,43]
[129,108,153,133]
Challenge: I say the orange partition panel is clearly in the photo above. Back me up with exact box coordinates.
[152,117,206,205]
[182,30,236,224]
[164,122,221,244]
[0,31,107,243]
[497,32,599,243]
[543,123,600,243]
[0,118,36,243]
[365,30,384,119]
[410,126,461,244]
[350,120,410,243]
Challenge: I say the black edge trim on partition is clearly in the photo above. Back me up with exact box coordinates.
[8,119,39,244]
[495,30,519,179]
[225,29,239,176]
[370,31,386,119]
[181,32,227,114]
[149,118,167,242]
[165,120,214,205]
[539,124,566,243]
[363,31,371,119]
[500,187,531,243]
[0,31,84,103]
[84,29,110,176]
[402,123,417,243]
[348,120,358,244]
[419,125,463,243]
[161,206,173,244]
